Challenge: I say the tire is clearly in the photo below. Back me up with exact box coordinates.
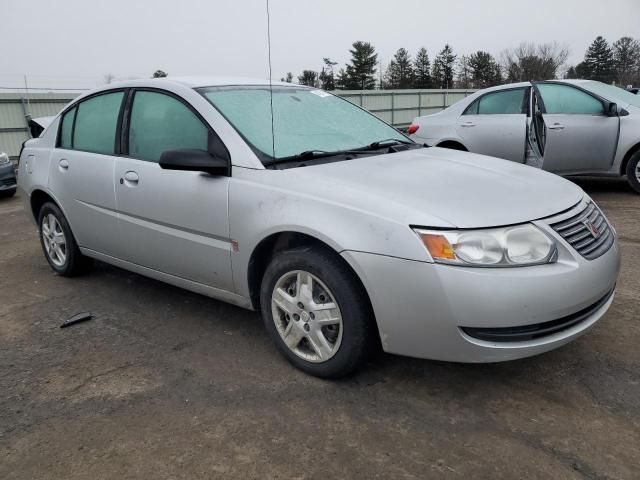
[0,188,16,198]
[37,202,92,276]
[626,150,640,194]
[260,246,376,378]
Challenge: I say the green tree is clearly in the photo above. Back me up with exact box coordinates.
[413,47,432,88]
[280,72,293,83]
[583,36,616,83]
[345,41,378,90]
[384,48,415,89]
[613,36,640,86]
[456,55,472,88]
[297,70,319,87]
[319,57,338,90]
[468,51,502,88]
[335,68,349,89]
[152,70,168,78]
[432,44,456,89]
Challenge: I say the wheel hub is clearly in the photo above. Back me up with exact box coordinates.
[271,270,343,363]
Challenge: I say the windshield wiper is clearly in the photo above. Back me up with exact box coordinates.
[367,138,414,149]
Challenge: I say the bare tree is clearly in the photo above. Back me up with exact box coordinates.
[501,42,569,82]
[103,73,115,84]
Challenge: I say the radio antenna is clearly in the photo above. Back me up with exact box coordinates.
[266,0,276,160]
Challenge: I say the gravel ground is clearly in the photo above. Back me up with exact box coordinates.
[1,177,639,479]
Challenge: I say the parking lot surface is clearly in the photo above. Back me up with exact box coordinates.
[1,178,639,479]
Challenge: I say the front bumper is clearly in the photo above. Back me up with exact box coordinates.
[0,163,17,191]
[342,207,621,363]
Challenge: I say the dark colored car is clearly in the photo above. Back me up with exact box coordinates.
[0,152,17,197]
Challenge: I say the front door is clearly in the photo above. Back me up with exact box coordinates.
[48,90,125,258]
[114,89,234,291]
[533,82,619,174]
[455,87,528,163]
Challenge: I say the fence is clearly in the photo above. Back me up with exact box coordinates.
[0,88,476,160]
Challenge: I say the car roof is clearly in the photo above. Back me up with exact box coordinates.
[102,76,299,90]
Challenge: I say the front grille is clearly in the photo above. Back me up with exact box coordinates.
[549,202,614,260]
[1,177,16,187]
[461,288,614,342]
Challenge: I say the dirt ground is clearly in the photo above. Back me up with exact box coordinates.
[1,177,639,479]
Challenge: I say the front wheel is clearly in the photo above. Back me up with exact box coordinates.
[260,247,376,378]
[626,151,640,194]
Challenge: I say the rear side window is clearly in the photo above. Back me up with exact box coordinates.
[72,91,124,154]
[471,89,525,115]
[128,91,209,162]
[537,83,604,115]
[59,107,76,148]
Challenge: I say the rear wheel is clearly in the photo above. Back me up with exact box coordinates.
[38,202,91,276]
[260,246,375,378]
[626,150,640,194]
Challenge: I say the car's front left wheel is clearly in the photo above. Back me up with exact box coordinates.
[38,202,91,276]
[626,150,640,194]
[260,246,376,378]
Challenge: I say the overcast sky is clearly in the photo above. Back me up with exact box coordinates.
[2,0,639,89]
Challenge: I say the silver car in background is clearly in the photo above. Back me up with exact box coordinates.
[409,80,640,193]
[18,77,620,377]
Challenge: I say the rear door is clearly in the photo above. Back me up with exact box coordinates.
[48,90,126,258]
[114,89,234,291]
[455,87,528,163]
[532,82,619,173]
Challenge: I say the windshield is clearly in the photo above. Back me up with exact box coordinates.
[199,86,408,162]
[583,81,640,108]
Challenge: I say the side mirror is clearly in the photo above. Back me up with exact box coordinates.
[605,102,619,117]
[159,149,228,176]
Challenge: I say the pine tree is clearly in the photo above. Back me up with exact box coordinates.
[319,58,338,90]
[413,47,432,88]
[345,41,378,90]
[297,70,319,87]
[468,51,502,88]
[384,48,415,89]
[612,37,640,87]
[335,68,349,89]
[583,36,616,83]
[432,44,456,89]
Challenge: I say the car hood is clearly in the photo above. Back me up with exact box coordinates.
[278,147,584,228]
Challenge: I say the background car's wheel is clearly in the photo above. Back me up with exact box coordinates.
[260,246,376,378]
[0,188,16,198]
[37,202,91,276]
[626,151,640,194]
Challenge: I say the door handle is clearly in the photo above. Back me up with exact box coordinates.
[58,159,69,170]
[460,122,476,128]
[548,123,565,130]
[122,171,139,186]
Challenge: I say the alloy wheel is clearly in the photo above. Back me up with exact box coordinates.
[271,270,343,363]
[41,213,67,267]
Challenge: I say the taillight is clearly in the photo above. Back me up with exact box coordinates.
[407,124,419,135]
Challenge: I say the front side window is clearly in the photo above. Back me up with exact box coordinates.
[465,89,525,115]
[128,91,209,162]
[537,83,603,115]
[73,91,124,154]
[200,86,407,162]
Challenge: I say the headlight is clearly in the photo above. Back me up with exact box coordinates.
[0,152,9,165]
[413,224,557,267]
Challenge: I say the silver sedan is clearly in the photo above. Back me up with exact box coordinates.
[18,77,620,377]
[409,80,640,193]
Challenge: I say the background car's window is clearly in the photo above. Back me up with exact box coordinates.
[128,91,209,162]
[476,89,525,114]
[537,83,603,114]
[59,107,76,149]
[73,91,124,154]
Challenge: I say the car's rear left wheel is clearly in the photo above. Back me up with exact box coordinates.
[260,246,375,378]
[38,202,91,276]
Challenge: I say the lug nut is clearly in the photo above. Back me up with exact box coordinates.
[298,302,304,309]
[309,312,315,319]
[293,314,300,321]
[303,324,310,332]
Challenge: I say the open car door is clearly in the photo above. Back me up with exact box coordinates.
[530,82,619,174]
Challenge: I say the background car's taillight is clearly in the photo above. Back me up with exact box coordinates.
[407,124,419,135]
